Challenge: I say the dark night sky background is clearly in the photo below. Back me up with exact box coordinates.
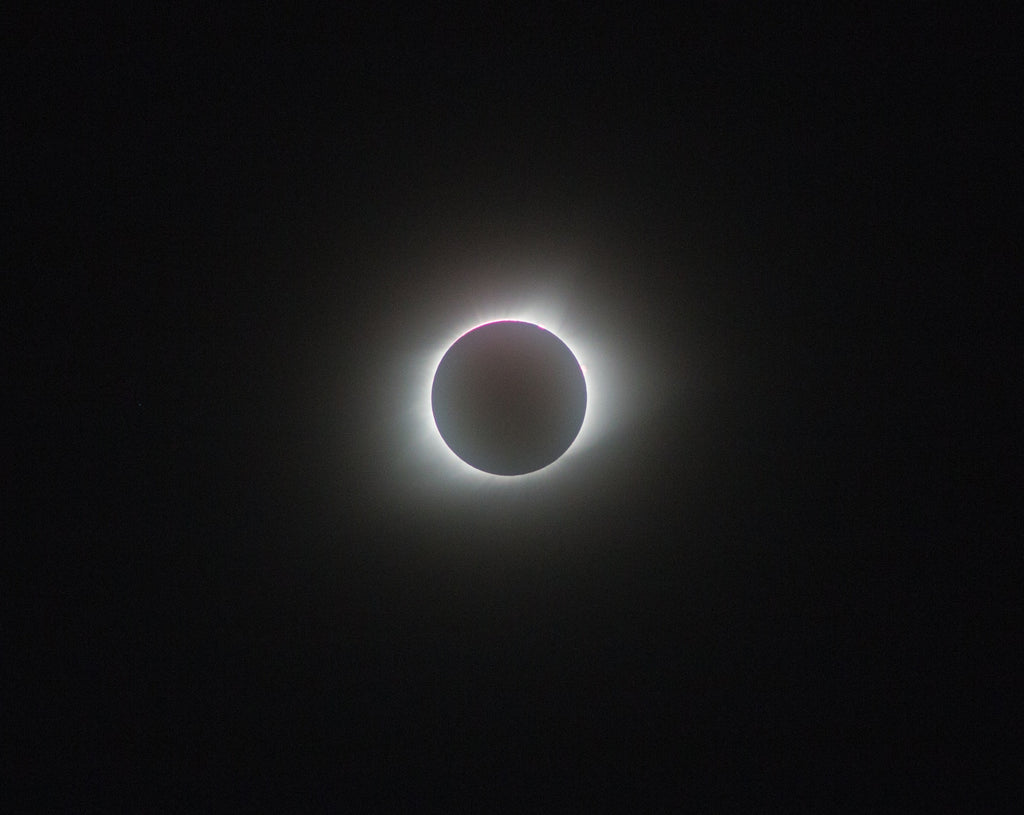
[5,4,1018,810]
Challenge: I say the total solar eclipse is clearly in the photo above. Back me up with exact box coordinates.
[431,320,587,476]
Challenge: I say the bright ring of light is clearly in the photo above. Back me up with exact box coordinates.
[403,293,630,492]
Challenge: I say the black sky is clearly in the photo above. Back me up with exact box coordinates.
[6,5,1018,810]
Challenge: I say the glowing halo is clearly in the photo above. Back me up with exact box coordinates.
[398,292,632,493]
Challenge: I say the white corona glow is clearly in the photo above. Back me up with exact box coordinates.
[403,292,629,491]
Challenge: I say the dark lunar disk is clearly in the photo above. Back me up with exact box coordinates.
[431,320,587,475]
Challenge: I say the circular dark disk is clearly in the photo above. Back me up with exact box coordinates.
[431,321,587,476]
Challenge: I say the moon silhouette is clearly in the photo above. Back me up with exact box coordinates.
[431,320,587,475]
